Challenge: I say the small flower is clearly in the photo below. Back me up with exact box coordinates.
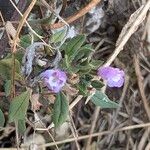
[40,69,67,93]
[98,66,125,87]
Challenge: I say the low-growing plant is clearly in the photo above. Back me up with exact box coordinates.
[0,30,125,131]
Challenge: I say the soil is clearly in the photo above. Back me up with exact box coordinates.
[0,0,149,149]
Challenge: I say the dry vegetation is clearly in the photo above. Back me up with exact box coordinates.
[0,0,150,149]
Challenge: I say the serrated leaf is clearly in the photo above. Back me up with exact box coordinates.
[18,119,26,134]
[52,92,69,128]
[0,109,5,127]
[51,29,67,43]
[4,80,11,97]
[65,35,86,61]
[9,90,31,122]
[91,91,119,108]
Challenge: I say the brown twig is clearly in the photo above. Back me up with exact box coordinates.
[86,107,100,150]
[9,1,36,148]
[9,0,51,49]
[11,0,37,53]
[44,0,101,29]
[85,1,150,147]
[59,0,67,16]
[85,85,106,150]
[107,75,130,148]
[103,0,150,67]
[39,122,150,148]
[133,54,150,120]
[138,127,150,150]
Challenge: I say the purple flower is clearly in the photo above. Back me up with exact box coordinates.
[98,66,125,87]
[40,69,67,93]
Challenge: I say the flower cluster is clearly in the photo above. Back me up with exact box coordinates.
[41,66,125,93]
[98,66,125,87]
[40,69,67,93]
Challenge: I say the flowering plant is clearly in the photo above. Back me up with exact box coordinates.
[0,33,125,130]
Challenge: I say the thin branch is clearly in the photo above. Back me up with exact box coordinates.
[85,84,106,149]
[15,121,19,150]
[103,0,150,67]
[12,0,37,53]
[10,1,36,149]
[39,122,150,148]
[107,75,130,147]
[69,114,80,150]
[9,0,52,49]
[45,0,101,29]
[133,54,150,120]
[33,112,60,150]
[69,95,83,110]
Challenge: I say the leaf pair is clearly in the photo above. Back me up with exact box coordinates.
[61,35,102,74]
[61,35,89,73]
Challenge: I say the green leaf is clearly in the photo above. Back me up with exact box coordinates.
[51,29,67,43]
[61,55,70,72]
[4,80,11,97]
[0,61,12,80]
[20,31,42,48]
[15,51,24,63]
[20,34,32,48]
[91,91,119,108]
[90,60,103,69]
[77,61,92,74]
[77,82,88,96]
[77,77,91,96]
[18,119,26,134]
[0,109,5,127]
[61,55,79,73]
[65,35,86,61]
[52,92,69,127]
[0,58,21,80]
[91,80,104,89]
[84,74,93,81]
[74,44,93,62]
[29,16,53,25]
[9,90,30,122]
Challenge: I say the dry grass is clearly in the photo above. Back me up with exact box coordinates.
[0,0,150,149]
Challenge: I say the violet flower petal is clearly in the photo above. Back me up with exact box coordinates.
[98,66,125,88]
[40,69,67,93]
